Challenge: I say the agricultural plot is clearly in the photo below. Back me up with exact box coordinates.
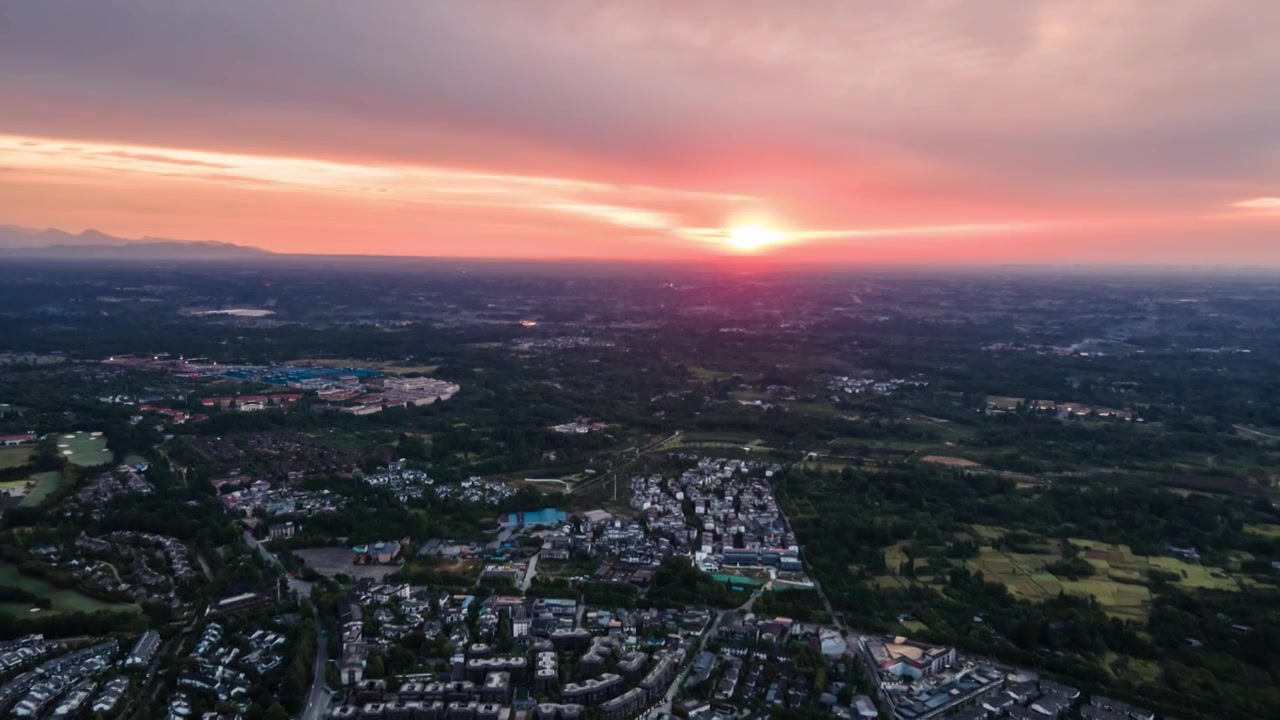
[0,446,34,468]
[921,455,981,468]
[862,531,1228,621]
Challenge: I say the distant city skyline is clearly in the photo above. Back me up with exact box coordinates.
[3,1,1280,264]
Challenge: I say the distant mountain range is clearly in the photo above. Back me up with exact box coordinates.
[0,225,273,260]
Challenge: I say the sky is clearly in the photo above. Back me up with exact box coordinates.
[2,0,1280,264]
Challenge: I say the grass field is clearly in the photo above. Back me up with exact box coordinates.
[0,562,140,617]
[53,431,111,467]
[1245,523,1280,538]
[0,446,33,469]
[900,619,930,634]
[688,366,741,381]
[657,432,763,451]
[18,471,61,507]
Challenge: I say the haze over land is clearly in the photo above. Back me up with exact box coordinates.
[4,1,1280,264]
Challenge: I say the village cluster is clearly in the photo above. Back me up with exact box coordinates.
[628,457,808,582]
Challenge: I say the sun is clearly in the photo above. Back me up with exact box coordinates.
[727,225,783,251]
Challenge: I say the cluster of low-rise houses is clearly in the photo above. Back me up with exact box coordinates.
[75,462,154,507]
[828,376,929,396]
[550,418,608,434]
[328,574,712,720]
[362,464,436,504]
[61,530,197,603]
[627,457,806,580]
[221,482,346,517]
[433,477,518,505]
[166,619,291,715]
[514,336,615,351]
[0,639,119,718]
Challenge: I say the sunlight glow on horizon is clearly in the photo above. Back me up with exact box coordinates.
[726,225,785,252]
[1,131,1278,262]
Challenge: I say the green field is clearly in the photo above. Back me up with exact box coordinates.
[657,432,763,451]
[0,562,140,617]
[18,471,61,507]
[863,529,1242,621]
[687,366,740,381]
[53,431,112,467]
[0,479,32,495]
[0,446,34,468]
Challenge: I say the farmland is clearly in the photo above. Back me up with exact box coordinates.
[921,455,981,468]
[865,527,1249,623]
[0,445,33,469]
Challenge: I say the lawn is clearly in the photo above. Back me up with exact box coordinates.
[0,446,34,469]
[0,562,140,617]
[900,620,930,634]
[53,431,112,467]
[18,471,61,507]
[657,432,761,451]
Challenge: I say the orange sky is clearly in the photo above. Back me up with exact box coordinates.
[3,1,1280,264]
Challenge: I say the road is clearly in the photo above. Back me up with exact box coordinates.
[1234,424,1280,441]
[519,551,540,592]
[646,612,721,719]
[646,594,757,720]
[300,621,331,720]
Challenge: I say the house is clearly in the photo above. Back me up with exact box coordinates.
[853,695,879,719]
[268,522,296,540]
[1031,693,1072,717]
[1006,680,1039,704]
[125,631,161,668]
[497,508,568,529]
[0,434,34,446]
[354,541,401,564]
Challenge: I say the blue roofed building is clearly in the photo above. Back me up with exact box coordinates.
[498,508,568,528]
